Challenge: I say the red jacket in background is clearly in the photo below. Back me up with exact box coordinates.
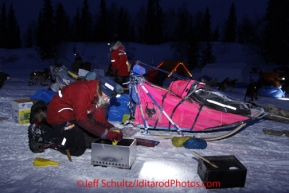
[46,80,114,137]
[110,45,130,77]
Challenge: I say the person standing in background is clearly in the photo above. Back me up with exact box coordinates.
[109,41,130,85]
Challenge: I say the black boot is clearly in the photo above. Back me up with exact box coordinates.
[28,124,46,153]
[28,123,64,153]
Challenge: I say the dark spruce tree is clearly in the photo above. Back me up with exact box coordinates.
[171,7,199,69]
[6,4,21,48]
[192,11,203,42]
[135,5,146,43]
[200,7,211,42]
[186,25,200,70]
[144,0,154,44]
[36,0,55,60]
[163,8,177,42]
[116,7,130,42]
[144,0,164,44]
[78,0,93,42]
[71,7,80,42]
[54,3,70,44]
[0,2,7,48]
[200,42,216,67]
[223,2,237,43]
[95,0,111,42]
[172,6,191,42]
[106,2,118,42]
[264,0,289,65]
[212,25,220,42]
[154,1,164,43]
[237,16,255,44]
[129,25,136,42]
[171,7,191,60]
[24,22,35,48]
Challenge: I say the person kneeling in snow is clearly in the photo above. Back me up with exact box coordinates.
[28,77,123,156]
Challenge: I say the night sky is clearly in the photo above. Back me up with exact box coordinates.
[1,0,267,34]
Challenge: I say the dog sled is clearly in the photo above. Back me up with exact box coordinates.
[127,62,265,136]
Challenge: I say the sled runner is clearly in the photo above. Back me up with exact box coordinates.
[150,123,247,141]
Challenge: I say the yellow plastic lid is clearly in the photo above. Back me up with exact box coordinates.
[33,157,59,167]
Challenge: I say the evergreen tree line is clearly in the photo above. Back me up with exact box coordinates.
[0,0,289,67]
[0,2,21,48]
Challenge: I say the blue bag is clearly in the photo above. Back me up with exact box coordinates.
[107,94,130,122]
[30,89,57,104]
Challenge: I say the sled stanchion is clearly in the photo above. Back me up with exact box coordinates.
[138,81,184,136]
[133,83,149,134]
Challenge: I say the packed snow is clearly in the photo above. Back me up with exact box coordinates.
[0,42,289,193]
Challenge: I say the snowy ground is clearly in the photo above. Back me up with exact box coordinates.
[0,43,289,193]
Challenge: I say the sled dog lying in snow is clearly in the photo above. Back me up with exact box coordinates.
[29,68,51,86]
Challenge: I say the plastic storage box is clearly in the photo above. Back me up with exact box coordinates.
[197,155,247,189]
[11,99,33,124]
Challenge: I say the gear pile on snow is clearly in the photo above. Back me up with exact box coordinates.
[172,136,207,149]
[264,104,289,123]
[265,104,289,117]
[263,128,289,137]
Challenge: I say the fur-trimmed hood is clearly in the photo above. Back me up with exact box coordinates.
[110,41,124,51]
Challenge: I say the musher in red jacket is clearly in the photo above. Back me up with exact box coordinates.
[109,41,131,85]
[44,77,123,156]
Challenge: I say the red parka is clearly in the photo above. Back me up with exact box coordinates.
[110,45,130,77]
[46,80,114,137]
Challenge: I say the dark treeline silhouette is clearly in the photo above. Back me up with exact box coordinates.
[0,2,21,48]
[0,0,289,68]
[263,0,289,65]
